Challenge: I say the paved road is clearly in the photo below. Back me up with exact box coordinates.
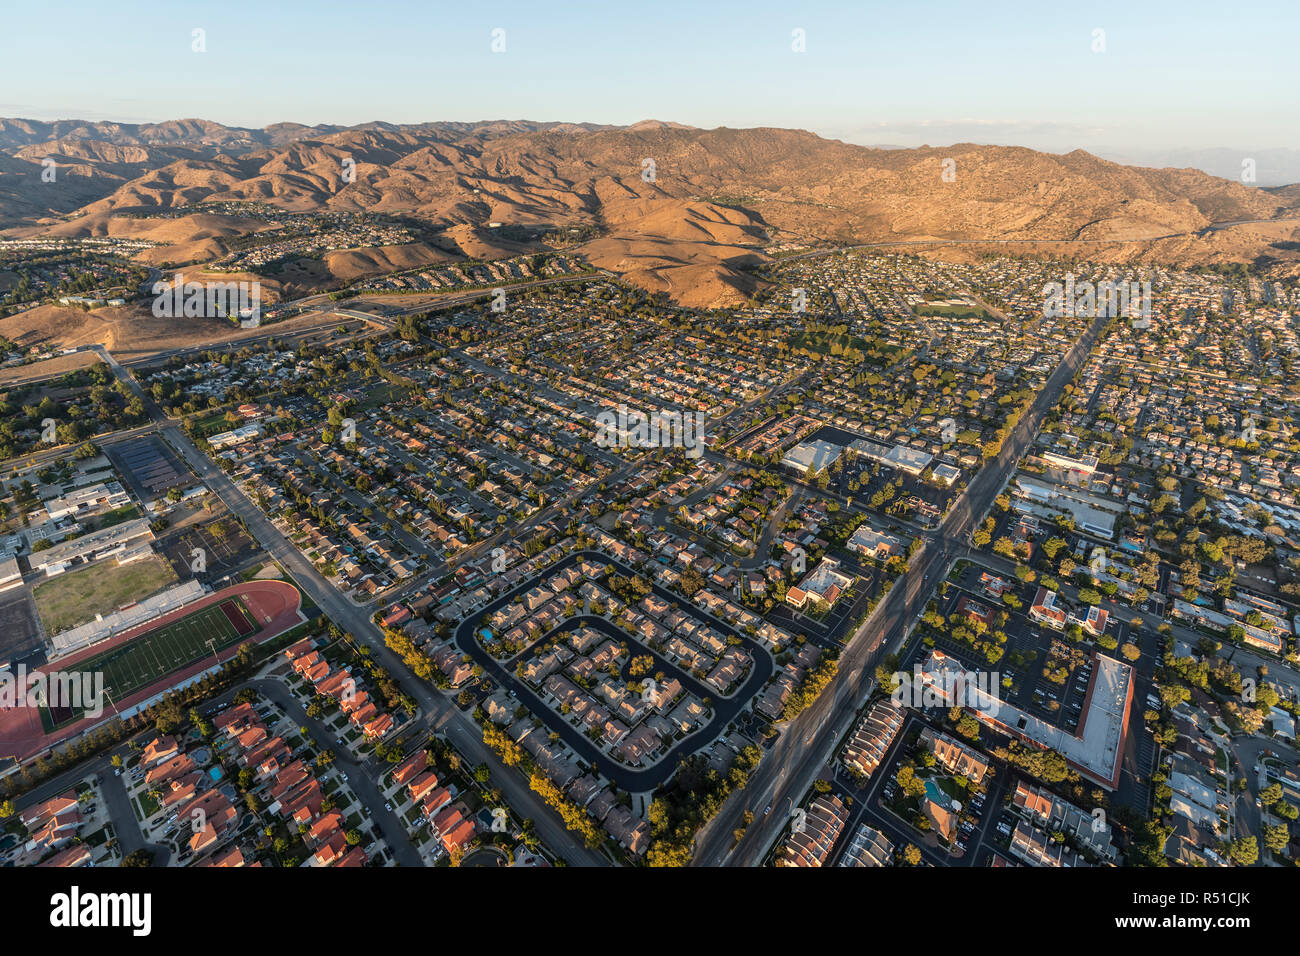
[12,750,170,866]
[690,308,1114,866]
[158,422,611,865]
[66,347,613,868]
[201,678,424,866]
[451,549,774,791]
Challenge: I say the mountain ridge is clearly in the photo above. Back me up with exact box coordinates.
[3,118,1298,307]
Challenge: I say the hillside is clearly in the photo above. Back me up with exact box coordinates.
[3,118,1299,307]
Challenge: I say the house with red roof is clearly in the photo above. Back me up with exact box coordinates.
[1029,586,1067,630]
[313,830,348,866]
[36,844,91,868]
[362,713,394,740]
[141,735,180,766]
[392,750,429,786]
[336,846,367,867]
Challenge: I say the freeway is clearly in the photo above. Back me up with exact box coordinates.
[690,307,1115,866]
[336,271,613,326]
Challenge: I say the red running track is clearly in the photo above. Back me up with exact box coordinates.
[0,579,304,765]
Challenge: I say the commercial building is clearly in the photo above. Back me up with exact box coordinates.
[846,524,905,561]
[43,481,131,520]
[780,439,842,476]
[1029,586,1067,630]
[28,519,154,576]
[1013,474,1121,539]
[917,648,1134,790]
[848,437,933,476]
[1042,450,1100,476]
[209,423,263,449]
[786,557,854,610]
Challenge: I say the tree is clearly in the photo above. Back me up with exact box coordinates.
[902,844,922,866]
[1043,537,1067,560]
[1262,824,1290,854]
[153,694,185,734]
[1225,836,1257,866]
[121,849,155,867]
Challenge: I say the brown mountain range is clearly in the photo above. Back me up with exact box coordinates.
[3,119,1299,308]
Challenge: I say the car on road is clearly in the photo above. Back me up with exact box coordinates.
[384,803,392,812]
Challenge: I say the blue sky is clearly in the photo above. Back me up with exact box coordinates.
[1,0,1295,152]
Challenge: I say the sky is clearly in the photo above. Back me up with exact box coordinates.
[1,0,1296,155]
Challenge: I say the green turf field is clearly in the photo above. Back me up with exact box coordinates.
[41,598,259,728]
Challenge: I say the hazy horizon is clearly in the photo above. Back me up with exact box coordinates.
[2,0,1296,158]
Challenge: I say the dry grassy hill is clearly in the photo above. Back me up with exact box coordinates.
[3,118,1299,308]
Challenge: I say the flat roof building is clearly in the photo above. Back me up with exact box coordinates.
[918,648,1134,790]
[848,437,933,475]
[780,439,842,476]
[29,518,154,576]
[846,524,905,561]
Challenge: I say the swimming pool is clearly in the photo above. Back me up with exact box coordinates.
[924,779,949,807]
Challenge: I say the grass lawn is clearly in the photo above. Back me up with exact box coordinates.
[914,302,995,321]
[935,775,964,802]
[87,504,141,531]
[34,554,178,634]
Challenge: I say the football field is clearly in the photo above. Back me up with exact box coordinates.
[41,598,259,729]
